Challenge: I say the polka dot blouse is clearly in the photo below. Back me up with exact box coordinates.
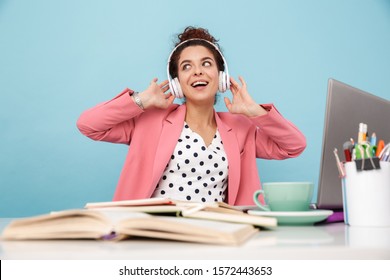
[152,123,229,202]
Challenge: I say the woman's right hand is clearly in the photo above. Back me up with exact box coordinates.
[138,78,175,109]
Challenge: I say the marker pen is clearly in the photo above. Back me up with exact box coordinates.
[370,132,377,146]
[362,123,368,142]
[343,140,353,162]
[358,123,366,144]
[382,151,390,162]
[376,140,385,157]
[370,133,377,156]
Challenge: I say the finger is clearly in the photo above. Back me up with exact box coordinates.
[230,77,239,94]
[238,76,247,89]
[161,83,170,92]
[159,79,169,87]
[224,97,232,111]
[230,76,239,88]
[151,78,158,84]
[166,94,175,105]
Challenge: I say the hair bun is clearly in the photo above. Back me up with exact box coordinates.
[177,26,219,46]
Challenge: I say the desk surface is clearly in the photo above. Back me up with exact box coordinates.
[1,218,389,260]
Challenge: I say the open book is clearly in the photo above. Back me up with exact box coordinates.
[85,198,277,228]
[1,208,258,246]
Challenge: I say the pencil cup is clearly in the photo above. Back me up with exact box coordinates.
[346,226,390,247]
[342,161,390,227]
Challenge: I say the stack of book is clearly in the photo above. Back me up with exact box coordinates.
[1,198,276,246]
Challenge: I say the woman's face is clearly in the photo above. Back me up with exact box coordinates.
[177,45,219,103]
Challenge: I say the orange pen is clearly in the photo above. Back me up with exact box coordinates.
[376,140,385,157]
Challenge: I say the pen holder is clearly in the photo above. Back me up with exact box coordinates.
[342,161,390,227]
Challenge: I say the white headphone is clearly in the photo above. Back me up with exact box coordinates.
[166,38,230,98]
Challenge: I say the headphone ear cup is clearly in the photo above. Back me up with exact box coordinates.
[222,72,227,92]
[169,80,176,97]
[219,71,229,93]
[173,77,184,98]
[170,79,178,97]
[225,72,230,90]
[219,71,224,92]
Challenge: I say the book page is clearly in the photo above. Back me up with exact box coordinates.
[182,210,277,228]
[118,216,255,237]
[85,197,175,208]
[117,216,258,245]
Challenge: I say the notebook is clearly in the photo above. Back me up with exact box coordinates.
[316,78,390,211]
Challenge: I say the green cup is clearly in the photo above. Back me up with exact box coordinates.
[253,182,314,212]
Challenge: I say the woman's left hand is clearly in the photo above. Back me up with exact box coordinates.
[224,76,267,117]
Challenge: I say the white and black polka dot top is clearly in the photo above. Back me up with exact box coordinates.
[152,123,229,203]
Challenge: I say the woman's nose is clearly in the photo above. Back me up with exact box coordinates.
[193,65,203,76]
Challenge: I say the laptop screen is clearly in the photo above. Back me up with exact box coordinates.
[317,79,390,210]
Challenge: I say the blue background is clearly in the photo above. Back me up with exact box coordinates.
[1,0,389,217]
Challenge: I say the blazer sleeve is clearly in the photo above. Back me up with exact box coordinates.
[76,88,143,145]
[251,104,306,159]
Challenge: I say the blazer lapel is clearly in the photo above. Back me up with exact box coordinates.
[215,112,241,204]
[150,105,186,194]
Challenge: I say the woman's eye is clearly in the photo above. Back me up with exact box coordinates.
[182,64,191,71]
[203,61,212,67]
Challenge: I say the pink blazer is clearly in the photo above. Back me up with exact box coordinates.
[77,89,306,205]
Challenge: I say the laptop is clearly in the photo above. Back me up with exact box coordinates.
[316,78,390,211]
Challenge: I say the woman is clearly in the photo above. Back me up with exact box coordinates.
[77,26,306,205]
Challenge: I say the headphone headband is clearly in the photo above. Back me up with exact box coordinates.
[166,38,230,98]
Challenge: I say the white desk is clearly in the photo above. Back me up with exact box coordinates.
[1,218,389,259]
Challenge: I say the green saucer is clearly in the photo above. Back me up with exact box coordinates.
[247,210,334,225]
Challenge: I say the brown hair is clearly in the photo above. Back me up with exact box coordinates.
[169,26,225,79]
